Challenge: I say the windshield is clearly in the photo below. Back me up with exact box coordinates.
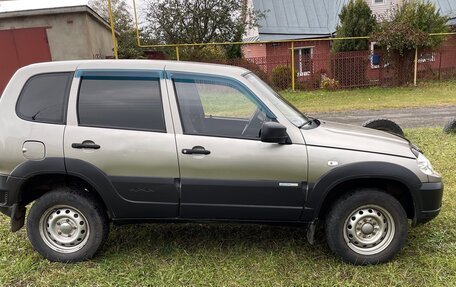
[244,72,309,127]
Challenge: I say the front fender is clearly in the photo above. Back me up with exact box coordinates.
[302,161,423,221]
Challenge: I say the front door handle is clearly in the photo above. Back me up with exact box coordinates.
[72,140,101,150]
[182,146,210,155]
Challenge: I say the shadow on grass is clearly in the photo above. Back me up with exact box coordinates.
[97,223,331,261]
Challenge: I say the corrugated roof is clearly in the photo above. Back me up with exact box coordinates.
[428,0,456,24]
[429,0,456,18]
[251,0,456,41]
[252,0,349,40]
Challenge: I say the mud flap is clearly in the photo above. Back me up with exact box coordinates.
[10,204,26,232]
[306,220,317,245]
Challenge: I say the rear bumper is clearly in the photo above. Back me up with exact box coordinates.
[0,205,12,217]
[0,175,26,231]
[0,175,11,217]
[414,182,443,225]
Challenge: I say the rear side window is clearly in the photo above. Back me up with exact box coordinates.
[16,72,72,124]
[77,75,166,132]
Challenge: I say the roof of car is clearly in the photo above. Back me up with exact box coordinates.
[21,60,251,77]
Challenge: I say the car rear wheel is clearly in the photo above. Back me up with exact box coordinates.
[325,189,408,265]
[27,188,109,262]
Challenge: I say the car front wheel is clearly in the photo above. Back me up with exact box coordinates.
[325,189,408,265]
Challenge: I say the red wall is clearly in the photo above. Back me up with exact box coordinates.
[0,27,52,94]
[242,43,267,58]
[243,40,332,82]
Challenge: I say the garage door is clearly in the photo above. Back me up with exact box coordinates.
[0,27,52,94]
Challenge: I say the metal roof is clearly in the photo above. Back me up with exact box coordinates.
[428,0,456,25]
[251,0,456,41]
[251,0,349,40]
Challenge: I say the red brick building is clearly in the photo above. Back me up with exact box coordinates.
[242,0,456,87]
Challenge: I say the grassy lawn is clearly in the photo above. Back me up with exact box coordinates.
[0,128,454,286]
[281,80,456,113]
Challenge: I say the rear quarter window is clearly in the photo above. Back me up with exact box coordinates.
[16,72,72,124]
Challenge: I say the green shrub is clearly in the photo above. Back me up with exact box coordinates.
[272,65,292,90]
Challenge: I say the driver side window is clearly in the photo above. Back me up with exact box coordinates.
[173,74,273,139]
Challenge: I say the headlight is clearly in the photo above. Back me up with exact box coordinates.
[416,152,439,176]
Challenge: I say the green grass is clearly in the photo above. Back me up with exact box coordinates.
[200,92,255,118]
[0,128,455,286]
[281,81,456,113]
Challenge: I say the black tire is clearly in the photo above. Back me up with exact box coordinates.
[443,117,456,134]
[325,189,408,265]
[27,187,109,262]
[362,118,404,137]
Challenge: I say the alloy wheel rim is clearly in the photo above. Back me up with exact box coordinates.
[39,205,90,253]
[343,204,395,255]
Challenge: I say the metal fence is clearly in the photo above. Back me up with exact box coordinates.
[162,39,456,91]
[141,38,456,91]
[122,0,456,91]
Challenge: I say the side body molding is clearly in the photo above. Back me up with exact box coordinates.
[302,161,423,221]
[65,158,180,219]
[64,158,119,217]
[4,157,180,230]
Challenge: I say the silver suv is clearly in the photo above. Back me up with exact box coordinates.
[0,60,443,264]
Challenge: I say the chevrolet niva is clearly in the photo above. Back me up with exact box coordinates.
[0,60,443,264]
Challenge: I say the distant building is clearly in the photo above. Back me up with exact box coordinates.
[242,0,456,79]
[0,3,114,93]
[367,0,455,24]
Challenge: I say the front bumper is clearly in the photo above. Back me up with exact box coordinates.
[414,182,443,225]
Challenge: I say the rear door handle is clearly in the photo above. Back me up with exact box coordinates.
[182,146,210,155]
[71,141,100,150]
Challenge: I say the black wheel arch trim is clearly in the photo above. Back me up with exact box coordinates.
[64,158,119,217]
[3,158,119,231]
[7,157,67,204]
[304,161,424,223]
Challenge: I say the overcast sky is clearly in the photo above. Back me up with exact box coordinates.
[0,0,147,21]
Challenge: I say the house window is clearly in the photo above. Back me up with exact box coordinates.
[294,47,313,76]
[370,42,380,69]
[369,42,390,69]
[373,0,385,4]
[418,51,436,63]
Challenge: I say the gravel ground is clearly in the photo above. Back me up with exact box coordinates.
[311,105,456,128]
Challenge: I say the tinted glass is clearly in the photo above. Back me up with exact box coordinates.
[78,77,165,132]
[16,73,72,124]
[174,75,273,139]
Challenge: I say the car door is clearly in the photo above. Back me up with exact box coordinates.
[167,71,308,221]
[64,69,180,219]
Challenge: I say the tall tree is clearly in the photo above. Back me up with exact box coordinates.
[374,0,449,55]
[331,0,377,87]
[374,0,449,84]
[89,0,144,59]
[145,0,264,59]
[333,0,377,52]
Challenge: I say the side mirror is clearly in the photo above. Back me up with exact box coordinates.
[260,122,289,144]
